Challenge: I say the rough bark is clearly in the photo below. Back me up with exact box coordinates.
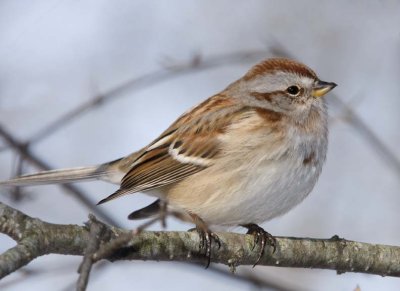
[1,201,399,280]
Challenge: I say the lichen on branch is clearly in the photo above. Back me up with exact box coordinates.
[1,201,400,281]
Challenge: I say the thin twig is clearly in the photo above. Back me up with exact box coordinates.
[9,154,24,202]
[0,124,120,227]
[76,215,106,291]
[28,50,267,143]
[29,95,107,143]
[0,263,88,290]
[92,216,160,263]
[329,95,400,176]
[60,262,109,291]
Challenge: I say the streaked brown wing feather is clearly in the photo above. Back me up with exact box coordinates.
[98,95,247,204]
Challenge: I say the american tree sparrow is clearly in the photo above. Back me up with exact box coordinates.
[0,58,336,265]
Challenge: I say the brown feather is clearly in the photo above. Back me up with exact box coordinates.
[97,94,249,204]
[243,58,317,81]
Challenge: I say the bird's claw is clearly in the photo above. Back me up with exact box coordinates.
[243,224,276,267]
[196,227,221,268]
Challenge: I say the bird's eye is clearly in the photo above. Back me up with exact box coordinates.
[286,85,301,96]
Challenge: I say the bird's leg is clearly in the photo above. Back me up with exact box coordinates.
[159,200,168,228]
[241,223,276,267]
[189,213,221,268]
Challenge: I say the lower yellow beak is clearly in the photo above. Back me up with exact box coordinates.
[312,80,337,98]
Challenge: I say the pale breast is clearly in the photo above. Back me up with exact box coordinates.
[165,106,328,226]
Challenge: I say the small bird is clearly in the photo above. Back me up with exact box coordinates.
[0,58,336,265]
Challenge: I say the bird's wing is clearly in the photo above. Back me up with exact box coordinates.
[97,96,249,204]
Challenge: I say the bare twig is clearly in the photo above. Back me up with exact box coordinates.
[9,154,25,202]
[93,216,160,263]
[29,95,107,143]
[0,263,89,290]
[329,95,400,176]
[1,201,400,280]
[0,124,120,227]
[76,215,106,291]
[60,262,110,291]
[29,51,267,143]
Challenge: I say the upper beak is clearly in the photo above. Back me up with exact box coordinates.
[312,80,337,98]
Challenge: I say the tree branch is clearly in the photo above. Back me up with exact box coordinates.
[1,201,399,280]
[76,215,106,291]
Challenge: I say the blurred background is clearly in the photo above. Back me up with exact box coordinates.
[0,1,399,290]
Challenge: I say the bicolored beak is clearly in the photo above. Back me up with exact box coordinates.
[312,80,337,98]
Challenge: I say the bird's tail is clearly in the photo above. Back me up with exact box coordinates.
[0,159,123,187]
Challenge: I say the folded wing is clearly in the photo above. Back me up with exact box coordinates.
[97,96,246,204]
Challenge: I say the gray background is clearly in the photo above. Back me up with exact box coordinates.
[0,1,399,290]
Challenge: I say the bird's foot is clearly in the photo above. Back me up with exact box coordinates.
[242,223,276,267]
[197,227,221,268]
[189,214,221,268]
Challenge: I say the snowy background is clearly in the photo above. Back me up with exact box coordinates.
[1,1,400,290]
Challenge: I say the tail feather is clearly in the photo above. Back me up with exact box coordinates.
[127,199,161,220]
[0,165,106,187]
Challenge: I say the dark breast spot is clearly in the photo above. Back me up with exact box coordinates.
[303,152,315,165]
